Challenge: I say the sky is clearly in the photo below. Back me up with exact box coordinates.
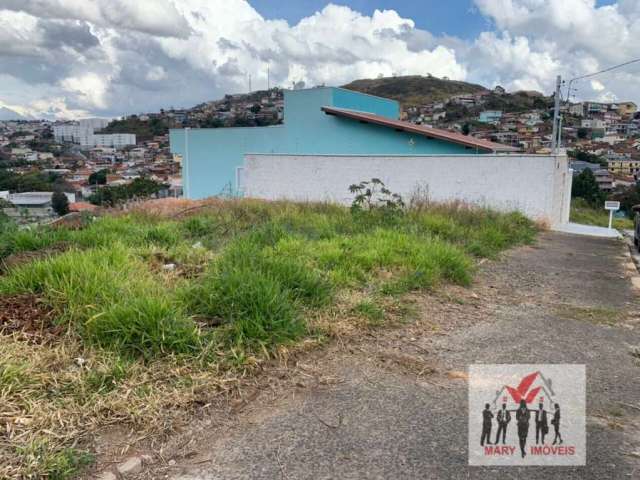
[0,0,638,120]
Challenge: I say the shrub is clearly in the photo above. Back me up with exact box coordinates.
[349,178,405,216]
[51,192,70,217]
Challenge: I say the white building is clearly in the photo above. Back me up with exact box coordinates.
[53,118,134,149]
[87,133,136,148]
[581,119,606,129]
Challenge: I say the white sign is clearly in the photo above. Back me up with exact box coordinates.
[604,201,620,211]
[468,364,586,466]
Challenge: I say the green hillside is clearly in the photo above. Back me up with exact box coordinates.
[342,75,488,107]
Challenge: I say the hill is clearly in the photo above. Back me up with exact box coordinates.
[0,106,31,121]
[342,75,488,107]
[99,115,170,141]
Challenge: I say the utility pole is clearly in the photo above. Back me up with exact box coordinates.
[184,127,190,199]
[267,64,270,91]
[248,74,252,93]
[551,75,561,153]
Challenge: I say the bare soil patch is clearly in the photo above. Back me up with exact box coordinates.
[0,294,61,342]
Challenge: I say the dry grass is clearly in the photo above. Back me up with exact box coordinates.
[0,197,537,478]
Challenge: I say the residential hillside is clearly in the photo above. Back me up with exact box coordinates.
[342,75,552,114]
[342,75,488,107]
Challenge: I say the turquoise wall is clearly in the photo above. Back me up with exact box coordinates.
[171,87,474,199]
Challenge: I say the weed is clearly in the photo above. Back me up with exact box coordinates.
[84,358,129,394]
[353,300,386,325]
[16,440,93,480]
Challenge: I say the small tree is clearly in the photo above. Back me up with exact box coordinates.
[88,169,108,185]
[577,127,589,139]
[51,191,70,216]
[462,123,471,135]
[349,178,405,216]
[571,169,604,206]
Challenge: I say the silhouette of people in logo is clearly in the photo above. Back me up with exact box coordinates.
[495,403,511,444]
[535,403,549,444]
[551,403,563,445]
[480,403,494,446]
[516,399,531,458]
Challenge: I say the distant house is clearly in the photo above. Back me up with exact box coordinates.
[617,102,637,118]
[608,158,640,176]
[479,110,503,124]
[593,169,614,191]
[449,94,476,107]
[581,118,606,129]
[2,192,76,220]
[568,103,584,117]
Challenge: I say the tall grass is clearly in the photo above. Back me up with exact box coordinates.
[0,245,200,359]
[570,198,634,230]
[0,200,535,358]
[0,199,537,478]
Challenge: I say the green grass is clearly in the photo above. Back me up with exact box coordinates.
[0,199,537,477]
[570,198,634,230]
[16,440,93,480]
[352,300,386,326]
[0,201,536,360]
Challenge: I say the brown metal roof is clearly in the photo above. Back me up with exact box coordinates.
[321,106,520,153]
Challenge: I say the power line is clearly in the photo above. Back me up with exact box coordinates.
[568,57,640,83]
[557,56,640,150]
[564,56,640,103]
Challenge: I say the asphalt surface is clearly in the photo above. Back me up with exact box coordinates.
[156,232,640,480]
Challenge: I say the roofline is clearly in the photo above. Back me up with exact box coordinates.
[245,153,559,158]
[321,106,519,153]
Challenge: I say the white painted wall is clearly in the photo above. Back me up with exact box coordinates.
[244,153,571,227]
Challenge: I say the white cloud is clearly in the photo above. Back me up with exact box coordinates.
[472,0,640,101]
[146,66,167,82]
[0,0,191,37]
[60,72,110,109]
[0,0,638,119]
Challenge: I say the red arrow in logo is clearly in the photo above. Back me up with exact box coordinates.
[505,372,542,404]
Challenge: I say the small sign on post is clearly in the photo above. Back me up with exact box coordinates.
[604,201,620,230]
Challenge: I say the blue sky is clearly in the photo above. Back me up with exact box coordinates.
[250,1,490,39]
[250,0,619,39]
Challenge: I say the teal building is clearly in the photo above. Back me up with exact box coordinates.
[170,87,514,199]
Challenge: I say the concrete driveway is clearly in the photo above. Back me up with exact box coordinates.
[146,232,640,480]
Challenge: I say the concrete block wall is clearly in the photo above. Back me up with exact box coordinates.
[244,153,571,227]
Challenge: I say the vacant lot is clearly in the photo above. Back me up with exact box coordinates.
[570,198,634,230]
[0,198,535,478]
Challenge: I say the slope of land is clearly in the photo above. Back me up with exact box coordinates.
[141,232,640,480]
[342,75,488,106]
[342,75,553,116]
[0,198,535,479]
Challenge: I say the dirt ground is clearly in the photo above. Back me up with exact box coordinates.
[96,232,640,479]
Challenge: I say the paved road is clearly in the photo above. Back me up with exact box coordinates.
[154,232,640,480]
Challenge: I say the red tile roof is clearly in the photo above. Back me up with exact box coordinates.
[321,106,520,153]
[69,202,98,212]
